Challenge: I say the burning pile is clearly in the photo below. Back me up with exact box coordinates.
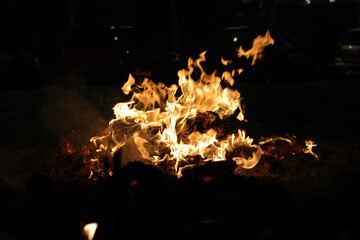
[90,30,317,177]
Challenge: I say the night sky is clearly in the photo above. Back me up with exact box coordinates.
[1,0,358,68]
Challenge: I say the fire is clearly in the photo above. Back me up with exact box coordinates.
[90,30,316,177]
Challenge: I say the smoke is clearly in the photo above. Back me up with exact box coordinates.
[0,82,112,191]
[41,86,106,141]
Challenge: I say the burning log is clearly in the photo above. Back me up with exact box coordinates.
[178,111,242,143]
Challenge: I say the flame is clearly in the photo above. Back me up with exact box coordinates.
[305,140,319,160]
[237,29,274,65]
[90,30,310,176]
[221,56,232,66]
[83,222,98,240]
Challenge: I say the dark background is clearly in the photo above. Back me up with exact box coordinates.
[0,0,359,73]
[1,0,360,239]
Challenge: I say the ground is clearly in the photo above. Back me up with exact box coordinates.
[1,77,360,239]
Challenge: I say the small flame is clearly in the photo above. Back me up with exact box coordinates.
[237,29,274,65]
[221,56,232,66]
[305,140,319,160]
[83,222,98,240]
[121,73,135,95]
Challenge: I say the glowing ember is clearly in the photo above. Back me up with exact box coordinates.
[64,143,76,155]
[90,29,317,177]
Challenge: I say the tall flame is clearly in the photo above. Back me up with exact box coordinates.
[91,30,275,176]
